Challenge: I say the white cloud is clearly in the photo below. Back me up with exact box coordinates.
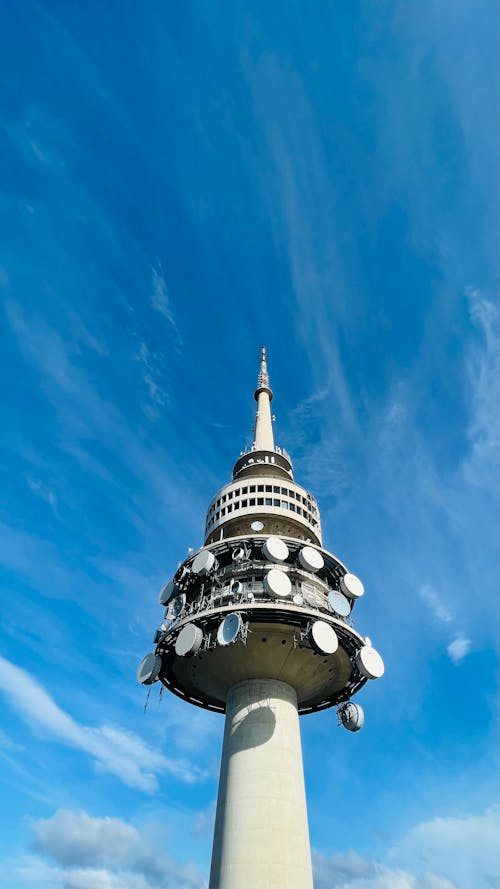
[135,340,168,417]
[0,654,208,791]
[30,809,204,889]
[151,266,182,349]
[446,635,472,665]
[391,804,500,889]
[26,475,58,514]
[418,587,472,665]
[313,805,499,889]
[312,848,455,889]
[463,290,500,486]
[419,584,454,626]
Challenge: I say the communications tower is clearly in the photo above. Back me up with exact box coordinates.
[137,348,384,889]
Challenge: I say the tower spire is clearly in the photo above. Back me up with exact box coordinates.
[253,346,274,452]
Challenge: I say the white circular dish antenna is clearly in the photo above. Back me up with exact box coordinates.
[298,546,324,572]
[309,620,339,655]
[217,612,242,646]
[166,593,186,621]
[175,623,203,657]
[192,549,215,576]
[356,645,384,679]
[263,568,292,598]
[158,581,176,605]
[293,593,304,606]
[136,653,162,685]
[328,591,351,617]
[339,702,364,732]
[262,536,289,563]
[340,573,364,598]
[251,520,264,531]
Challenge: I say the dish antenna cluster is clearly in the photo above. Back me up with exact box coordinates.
[137,348,384,889]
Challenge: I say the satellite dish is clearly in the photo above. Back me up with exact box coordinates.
[166,593,186,621]
[339,701,364,732]
[262,536,289,563]
[309,620,339,655]
[136,653,162,685]
[217,612,242,646]
[192,549,215,576]
[232,546,246,562]
[293,593,304,606]
[158,581,176,605]
[263,568,292,598]
[340,573,364,599]
[251,520,264,532]
[356,645,384,679]
[298,546,324,572]
[175,623,203,657]
[328,591,351,618]
[231,580,243,595]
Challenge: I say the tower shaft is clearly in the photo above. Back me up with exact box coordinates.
[209,679,313,889]
[253,346,275,452]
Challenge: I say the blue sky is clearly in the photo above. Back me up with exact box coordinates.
[0,2,498,887]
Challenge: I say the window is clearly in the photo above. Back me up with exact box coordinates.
[257,485,264,492]
[227,504,232,513]
[228,491,233,499]
[289,503,296,512]
[221,508,226,516]
[281,500,288,509]
[242,487,248,494]
[265,485,272,492]
[265,498,272,506]
[250,485,256,492]
[281,487,287,495]
[273,498,280,507]
[216,511,220,520]
[273,486,280,493]
[222,495,226,503]
[257,497,264,505]
[216,498,221,507]
[241,499,248,507]
[234,489,240,496]
[249,498,255,506]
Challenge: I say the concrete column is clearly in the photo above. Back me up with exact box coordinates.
[209,678,313,889]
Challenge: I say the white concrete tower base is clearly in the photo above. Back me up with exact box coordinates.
[209,678,313,889]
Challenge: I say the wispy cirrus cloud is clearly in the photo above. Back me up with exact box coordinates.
[151,265,182,350]
[0,655,208,792]
[418,585,471,666]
